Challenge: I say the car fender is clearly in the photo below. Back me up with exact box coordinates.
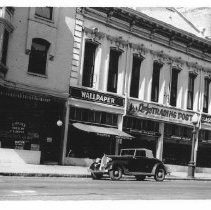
[151,163,166,175]
[107,162,124,171]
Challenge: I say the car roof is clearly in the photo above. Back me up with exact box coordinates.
[121,148,154,158]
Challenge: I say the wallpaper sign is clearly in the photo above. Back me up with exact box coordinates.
[69,86,124,107]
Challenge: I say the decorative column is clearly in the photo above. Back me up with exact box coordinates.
[156,122,164,160]
[59,101,70,165]
[115,115,124,155]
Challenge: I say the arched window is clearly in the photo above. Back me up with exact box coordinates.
[28,38,50,75]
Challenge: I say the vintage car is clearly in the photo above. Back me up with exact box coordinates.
[89,148,170,181]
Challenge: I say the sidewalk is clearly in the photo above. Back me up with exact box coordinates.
[1,163,211,181]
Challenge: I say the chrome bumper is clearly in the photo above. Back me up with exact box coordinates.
[88,168,108,173]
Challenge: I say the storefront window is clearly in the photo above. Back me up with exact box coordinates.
[123,116,159,134]
[69,107,118,127]
[0,93,63,163]
[198,130,211,168]
[67,107,119,159]
[163,123,192,165]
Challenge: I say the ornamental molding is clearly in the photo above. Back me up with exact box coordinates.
[204,75,211,82]
[189,70,198,78]
[83,26,211,72]
[203,67,211,74]
[150,50,185,68]
[83,27,105,41]
[186,61,203,72]
[129,43,150,55]
[106,35,129,49]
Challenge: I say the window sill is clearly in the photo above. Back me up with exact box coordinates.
[27,72,48,78]
[34,15,55,25]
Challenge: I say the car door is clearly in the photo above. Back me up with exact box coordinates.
[132,150,148,172]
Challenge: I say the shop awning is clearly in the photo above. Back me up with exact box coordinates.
[72,123,134,140]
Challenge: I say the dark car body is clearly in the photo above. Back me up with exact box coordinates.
[89,148,170,181]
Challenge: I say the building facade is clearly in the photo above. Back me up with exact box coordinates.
[61,7,211,170]
[0,7,76,164]
[1,7,211,170]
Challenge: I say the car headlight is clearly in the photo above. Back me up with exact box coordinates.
[107,157,112,162]
[96,158,101,163]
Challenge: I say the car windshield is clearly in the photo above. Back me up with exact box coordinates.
[120,149,135,156]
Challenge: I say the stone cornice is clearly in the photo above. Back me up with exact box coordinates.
[83,7,211,61]
[83,26,211,73]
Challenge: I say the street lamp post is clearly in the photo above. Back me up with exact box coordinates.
[187,113,199,178]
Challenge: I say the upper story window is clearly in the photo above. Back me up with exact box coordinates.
[130,54,144,98]
[170,68,180,107]
[107,48,122,93]
[28,38,50,75]
[203,78,210,113]
[82,40,98,88]
[187,73,197,110]
[35,7,53,20]
[1,29,9,66]
[151,61,163,102]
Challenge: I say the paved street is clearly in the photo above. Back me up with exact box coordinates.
[0,176,211,200]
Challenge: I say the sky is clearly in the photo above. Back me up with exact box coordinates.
[1,0,211,7]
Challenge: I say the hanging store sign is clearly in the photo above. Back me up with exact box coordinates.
[127,100,195,126]
[201,114,211,130]
[69,86,124,107]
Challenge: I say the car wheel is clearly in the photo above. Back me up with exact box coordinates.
[154,167,165,182]
[109,167,122,181]
[91,172,103,180]
[135,175,146,181]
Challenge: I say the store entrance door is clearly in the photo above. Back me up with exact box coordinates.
[41,134,61,165]
[40,118,62,165]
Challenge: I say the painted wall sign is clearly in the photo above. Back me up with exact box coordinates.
[127,100,195,126]
[130,129,161,137]
[69,86,124,107]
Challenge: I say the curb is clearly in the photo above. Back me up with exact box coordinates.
[166,177,211,181]
[0,173,91,178]
[1,172,211,181]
